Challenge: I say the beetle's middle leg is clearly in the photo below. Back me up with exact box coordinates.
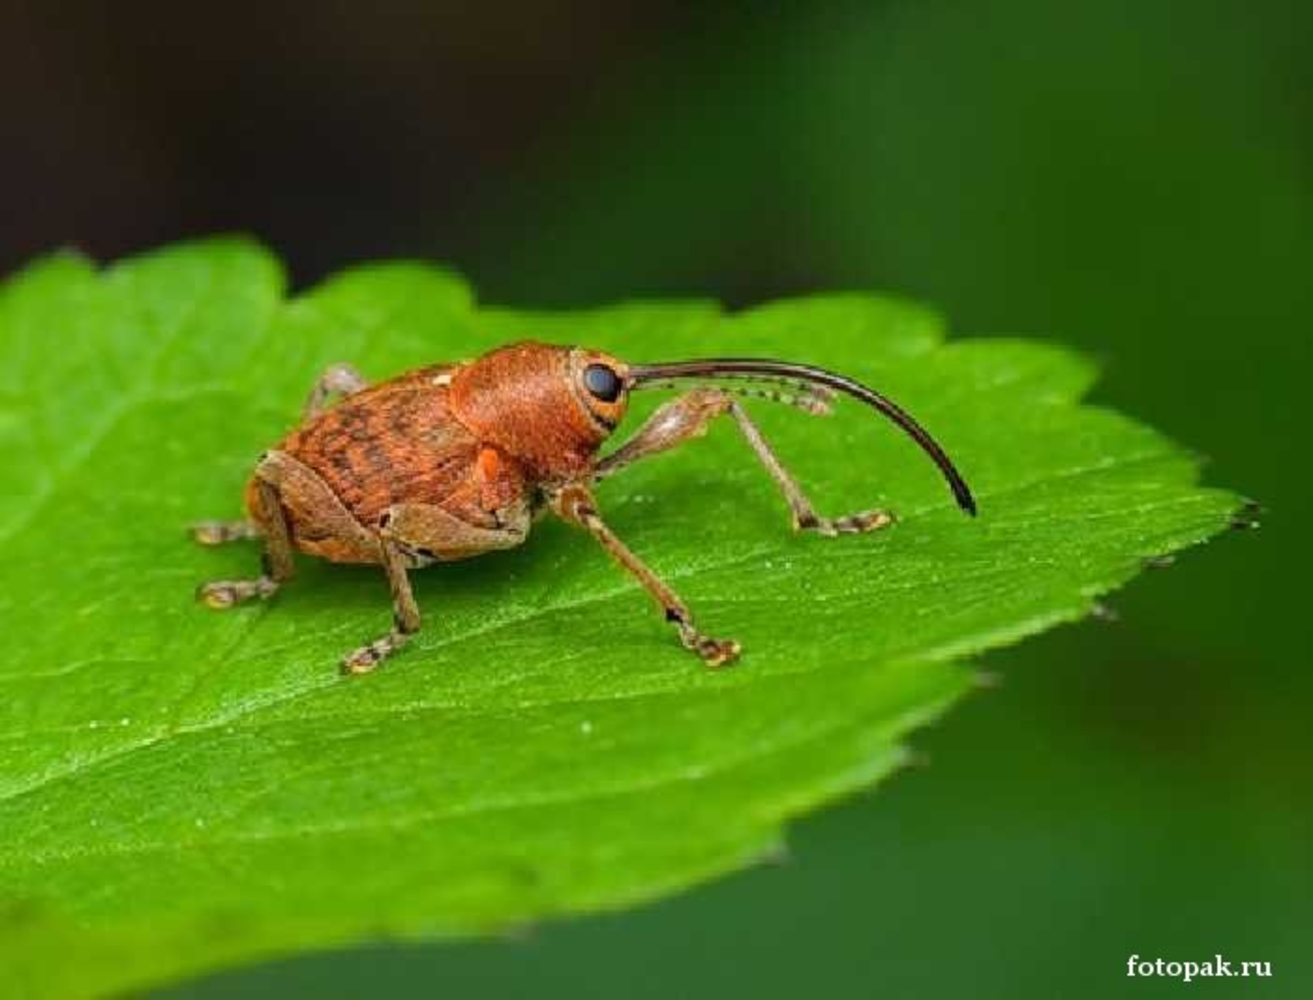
[552,484,740,667]
[340,500,531,675]
[341,538,421,675]
[596,389,893,536]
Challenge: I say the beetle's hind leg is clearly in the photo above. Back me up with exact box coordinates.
[596,389,893,536]
[191,518,262,546]
[304,362,368,419]
[197,478,295,609]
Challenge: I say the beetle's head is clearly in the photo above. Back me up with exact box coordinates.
[449,342,631,479]
[450,343,975,517]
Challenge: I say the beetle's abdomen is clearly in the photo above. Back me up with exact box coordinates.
[270,368,496,527]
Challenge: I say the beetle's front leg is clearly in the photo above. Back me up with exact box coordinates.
[551,484,740,668]
[597,389,892,536]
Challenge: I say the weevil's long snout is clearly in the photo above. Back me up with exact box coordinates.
[627,358,977,516]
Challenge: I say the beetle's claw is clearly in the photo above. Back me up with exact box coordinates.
[695,636,741,669]
[836,509,895,534]
[197,581,239,609]
[191,522,230,546]
[341,648,382,675]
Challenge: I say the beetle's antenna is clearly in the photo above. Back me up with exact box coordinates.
[629,358,977,516]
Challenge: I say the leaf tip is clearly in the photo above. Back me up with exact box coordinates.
[1089,600,1120,623]
[1229,498,1264,532]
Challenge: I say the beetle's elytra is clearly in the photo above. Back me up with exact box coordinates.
[194,341,976,674]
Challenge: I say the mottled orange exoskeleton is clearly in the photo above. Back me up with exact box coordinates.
[194,342,976,673]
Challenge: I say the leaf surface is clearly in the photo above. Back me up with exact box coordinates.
[0,240,1240,998]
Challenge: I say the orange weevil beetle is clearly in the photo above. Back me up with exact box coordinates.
[194,342,976,673]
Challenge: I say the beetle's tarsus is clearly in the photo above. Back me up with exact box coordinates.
[691,635,741,668]
[796,507,894,536]
[341,632,411,675]
[196,577,279,608]
[191,519,261,545]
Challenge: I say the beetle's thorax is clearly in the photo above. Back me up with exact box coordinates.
[448,342,628,482]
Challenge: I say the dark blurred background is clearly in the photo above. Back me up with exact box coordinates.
[4,1,1309,996]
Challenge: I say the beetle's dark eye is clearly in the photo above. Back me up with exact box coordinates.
[583,363,623,403]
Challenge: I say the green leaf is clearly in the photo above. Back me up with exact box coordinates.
[0,239,1241,999]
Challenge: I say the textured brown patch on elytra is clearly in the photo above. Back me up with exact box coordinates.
[266,364,498,528]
